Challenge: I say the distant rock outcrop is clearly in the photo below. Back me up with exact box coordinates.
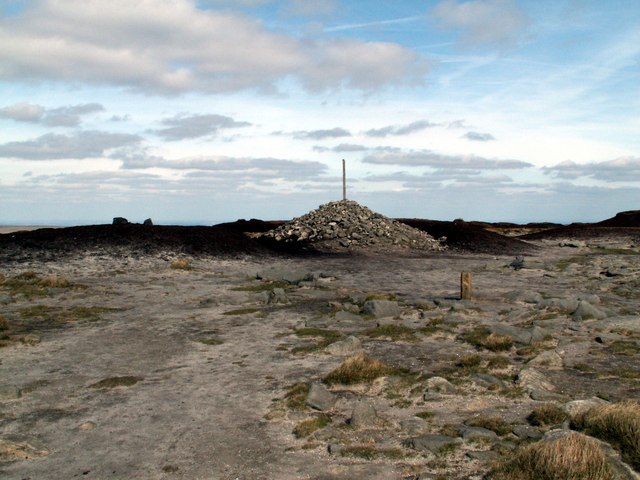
[260,200,444,252]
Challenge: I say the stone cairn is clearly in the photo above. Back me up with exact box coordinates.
[260,200,445,252]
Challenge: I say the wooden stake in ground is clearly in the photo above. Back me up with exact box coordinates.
[342,159,346,200]
[460,272,472,300]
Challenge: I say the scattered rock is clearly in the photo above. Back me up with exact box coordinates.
[264,288,289,304]
[325,336,362,356]
[572,300,607,320]
[306,383,336,412]
[143,218,153,226]
[350,399,383,429]
[260,200,445,252]
[112,217,129,225]
[403,434,461,453]
[256,268,315,284]
[561,398,608,418]
[505,290,543,304]
[509,256,525,270]
[471,373,505,389]
[424,376,456,397]
[527,350,564,369]
[512,424,543,440]
[459,425,498,442]
[362,299,400,318]
[517,368,557,400]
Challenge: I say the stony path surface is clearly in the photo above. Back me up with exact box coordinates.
[1,239,639,479]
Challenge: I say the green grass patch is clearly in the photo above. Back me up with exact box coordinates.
[88,376,143,389]
[2,272,73,298]
[231,280,289,292]
[364,324,417,342]
[199,338,224,346]
[339,445,407,460]
[293,414,331,438]
[290,328,343,354]
[608,340,640,356]
[527,403,568,428]
[285,383,310,410]
[465,416,513,436]
[487,355,511,369]
[415,410,435,420]
[221,308,261,316]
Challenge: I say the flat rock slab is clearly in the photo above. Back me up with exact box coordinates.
[403,434,461,453]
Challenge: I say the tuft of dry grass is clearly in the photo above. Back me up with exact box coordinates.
[39,275,72,288]
[339,445,407,460]
[324,353,397,386]
[170,259,192,270]
[580,401,640,470]
[0,315,8,331]
[484,332,514,352]
[460,326,513,352]
[489,432,614,480]
[466,416,512,436]
[527,403,569,428]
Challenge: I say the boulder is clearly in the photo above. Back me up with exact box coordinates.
[143,218,153,226]
[362,300,400,318]
[350,399,383,428]
[325,336,362,356]
[112,217,129,225]
[403,434,461,453]
[306,383,336,411]
[572,300,607,320]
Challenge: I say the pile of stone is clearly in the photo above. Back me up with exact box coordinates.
[260,200,445,251]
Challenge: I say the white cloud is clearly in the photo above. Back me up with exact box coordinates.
[432,0,528,48]
[365,120,439,138]
[463,131,495,141]
[543,157,640,182]
[0,102,104,126]
[0,131,142,160]
[292,127,351,140]
[0,0,427,94]
[363,149,532,170]
[149,113,251,141]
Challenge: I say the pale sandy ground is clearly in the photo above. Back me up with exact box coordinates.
[1,237,639,479]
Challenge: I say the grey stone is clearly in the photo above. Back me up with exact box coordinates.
[562,398,608,418]
[267,288,289,304]
[488,324,532,345]
[573,300,607,320]
[466,450,499,462]
[305,317,327,328]
[471,373,505,389]
[350,399,382,428]
[540,297,579,312]
[424,376,456,395]
[143,218,153,226]
[256,268,314,285]
[325,336,362,356]
[527,350,563,369]
[403,434,461,453]
[509,256,525,270]
[400,417,429,435]
[512,424,543,440]
[505,290,543,304]
[0,293,12,305]
[362,300,400,318]
[306,383,336,411]
[112,217,128,225]
[517,368,555,395]
[530,389,565,401]
[459,425,499,441]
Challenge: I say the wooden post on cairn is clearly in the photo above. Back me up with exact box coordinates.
[460,272,472,300]
[342,159,346,201]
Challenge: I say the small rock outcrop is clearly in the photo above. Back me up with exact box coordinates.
[260,200,445,252]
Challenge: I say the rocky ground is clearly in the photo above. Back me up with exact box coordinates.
[1,208,639,479]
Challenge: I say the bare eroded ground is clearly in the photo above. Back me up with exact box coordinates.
[1,234,639,479]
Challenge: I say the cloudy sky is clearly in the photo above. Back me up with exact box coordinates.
[1,0,639,225]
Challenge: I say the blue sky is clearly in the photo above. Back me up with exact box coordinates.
[0,0,638,225]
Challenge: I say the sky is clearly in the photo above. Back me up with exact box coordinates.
[0,0,639,226]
